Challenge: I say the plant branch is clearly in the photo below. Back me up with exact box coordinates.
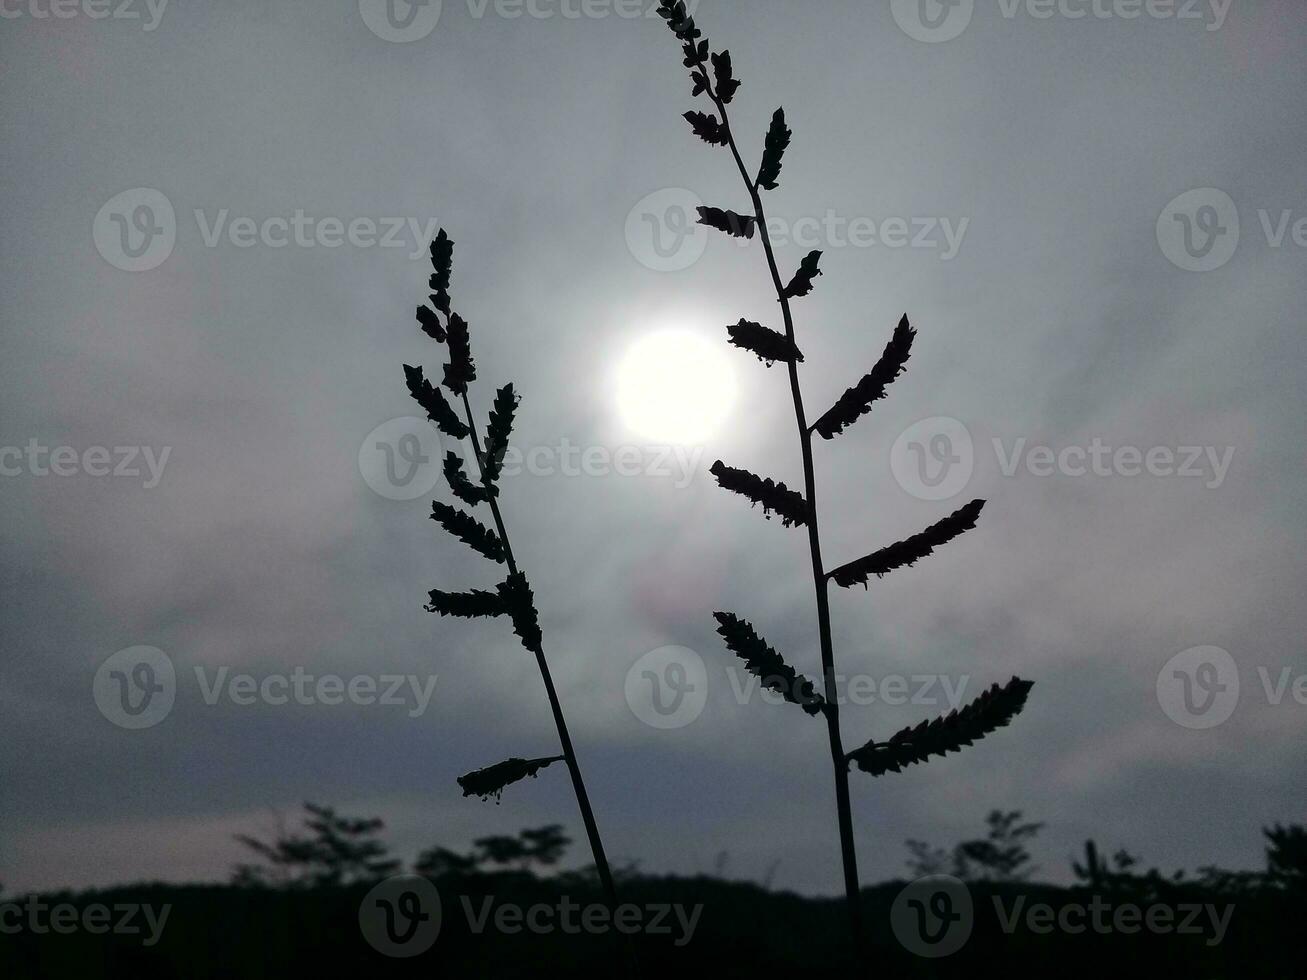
[691,54,864,948]
[457,390,619,913]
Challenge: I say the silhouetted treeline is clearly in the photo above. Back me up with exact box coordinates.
[2,804,1302,977]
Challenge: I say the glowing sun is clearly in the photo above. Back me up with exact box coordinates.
[615,329,737,444]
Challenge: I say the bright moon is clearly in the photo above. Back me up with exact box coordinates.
[616,329,737,444]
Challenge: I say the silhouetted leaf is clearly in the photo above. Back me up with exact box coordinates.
[483,384,519,484]
[431,501,505,563]
[828,499,985,588]
[710,460,809,528]
[783,250,822,298]
[713,612,824,715]
[684,110,729,146]
[757,108,791,191]
[443,312,476,396]
[846,677,1034,776]
[425,588,506,618]
[458,756,565,802]
[498,571,542,652]
[416,304,446,343]
[404,364,469,440]
[726,318,803,366]
[444,451,495,506]
[812,315,916,439]
[711,50,740,104]
[658,0,701,42]
[697,206,756,239]
[681,37,708,68]
[658,2,708,96]
[429,229,454,316]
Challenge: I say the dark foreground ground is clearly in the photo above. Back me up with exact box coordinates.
[2,871,1300,978]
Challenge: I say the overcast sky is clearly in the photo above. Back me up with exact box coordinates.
[2,0,1305,897]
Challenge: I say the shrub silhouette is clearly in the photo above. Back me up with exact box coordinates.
[1064,823,1307,899]
[1265,822,1307,890]
[906,809,1043,881]
[231,802,399,889]
[413,845,481,879]
[400,231,619,912]
[1071,839,1151,893]
[479,825,573,874]
[18,809,1295,976]
[654,0,1035,948]
[414,824,572,879]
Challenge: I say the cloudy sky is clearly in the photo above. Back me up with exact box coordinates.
[2,0,1305,897]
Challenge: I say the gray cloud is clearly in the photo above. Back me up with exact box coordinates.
[2,0,1305,896]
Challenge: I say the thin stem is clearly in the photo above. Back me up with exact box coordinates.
[458,390,620,914]
[697,67,864,947]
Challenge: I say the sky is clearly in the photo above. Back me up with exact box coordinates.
[1,0,1305,897]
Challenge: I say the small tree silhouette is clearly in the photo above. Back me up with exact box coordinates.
[907,810,1043,881]
[953,810,1044,882]
[1264,823,1307,890]
[231,802,399,889]
[467,824,573,875]
[400,232,618,911]
[1072,839,1144,892]
[654,1,1035,948]
[414,845,481,879]
[520,824,572,869]
[904,838,952,879]
[473,834,529,870]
